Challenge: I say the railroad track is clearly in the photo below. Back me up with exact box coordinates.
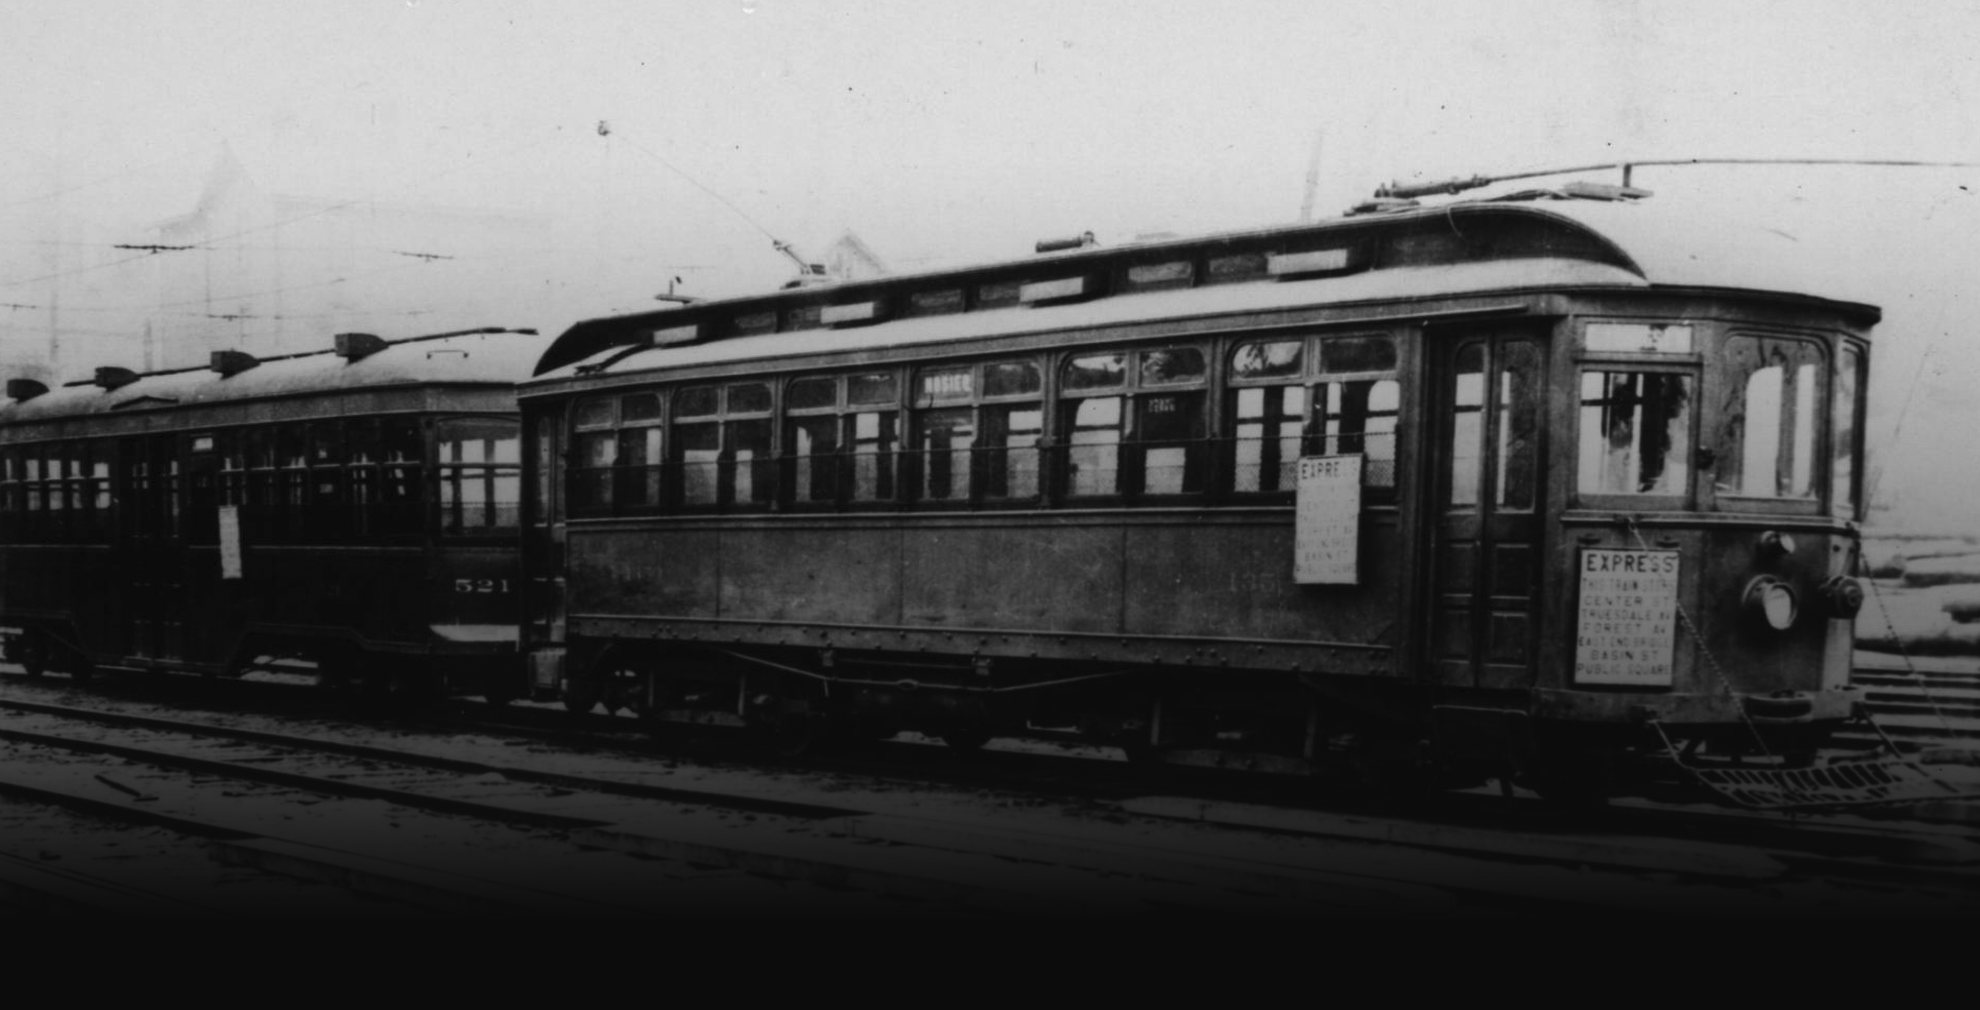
[0,691,1446,914]
[1846,651,1980,751]
[3,673,1978,914]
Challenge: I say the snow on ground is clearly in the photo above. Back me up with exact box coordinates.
[1859,581,1980,655]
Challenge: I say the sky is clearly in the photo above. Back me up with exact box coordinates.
[0,0,1976,528]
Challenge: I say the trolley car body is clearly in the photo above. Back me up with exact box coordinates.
[520,195,1873,787]
[0,329,537,693]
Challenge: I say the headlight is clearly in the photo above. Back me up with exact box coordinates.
[1743,576,1798,631]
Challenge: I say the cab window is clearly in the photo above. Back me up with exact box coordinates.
[1718,335,1824,500]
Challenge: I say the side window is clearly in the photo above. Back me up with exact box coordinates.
[305,420,346,541]
[848,373,900,503]
[22,448,44,541]
[1062,352,1126,498]
[186,435,221,544]
[344,419,378,538]
[528,406,561,525]
[1228,333,1397,497]
[1315,335,1399,491]
[787,376,845,505]
[243,427,277,540]
[786,372,901,507]
[276,425,308,539]
[671,383,774,510]
[1230,340,1305,494]
[570,396,617,514]
[979,362,1042,501]
[910,360,1040,504]
[0,450,17,541]
[380,418,424,534]
[438,417,522,534]
[45,445,68,522]
[615,393,664,510]
[1136,348,1207,495]
[912,366,974,502]
[1577,371,1694,496]
[1718,335,1824,500]
[1060,345,1205,499]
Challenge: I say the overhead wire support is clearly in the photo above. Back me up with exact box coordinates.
[606,128,824,284]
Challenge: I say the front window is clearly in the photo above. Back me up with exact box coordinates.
[1577,371,1693,496]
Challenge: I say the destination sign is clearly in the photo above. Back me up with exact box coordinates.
[1574,548,1680,686]
[1295,454,1361,584]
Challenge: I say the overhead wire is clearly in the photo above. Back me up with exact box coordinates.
[0,130,565,296]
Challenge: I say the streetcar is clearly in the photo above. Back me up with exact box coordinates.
[516,182,1872,794]
[0,327,539,697]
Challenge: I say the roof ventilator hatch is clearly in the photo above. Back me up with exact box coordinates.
[94,366,139,391]
[334,332,388,361]
[210,350,259,377]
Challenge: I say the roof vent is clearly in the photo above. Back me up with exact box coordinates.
[1035,231,1097,254]
[94,366,139,390]
[334,332,388,361]
[821,300,887,327]
[1560,180,1652,201]
[1345,197,1419,216]
[6,379,47,401]
[210,350,259,377]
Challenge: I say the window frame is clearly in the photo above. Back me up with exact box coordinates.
[783,370,903,511]
[1833,340,1868,521]
[1224,331,1401,503]
[1056,343,1209,503]
[613,391,668,514]
[1570,356,1702,513]
[435,414,523,537]
[907,357,1044,509]
[669,380,778,512]
[1712,330,1829,517]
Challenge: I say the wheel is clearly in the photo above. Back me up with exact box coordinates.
[770,711,833,757]
[602,666,649,716]
[384,667,445,706]
[17,632,50,679]
[312,650,361,695]
[1523,754,1616,808]
[938,727,994,753]
[482,676,518,706]
[561,673,605,714]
